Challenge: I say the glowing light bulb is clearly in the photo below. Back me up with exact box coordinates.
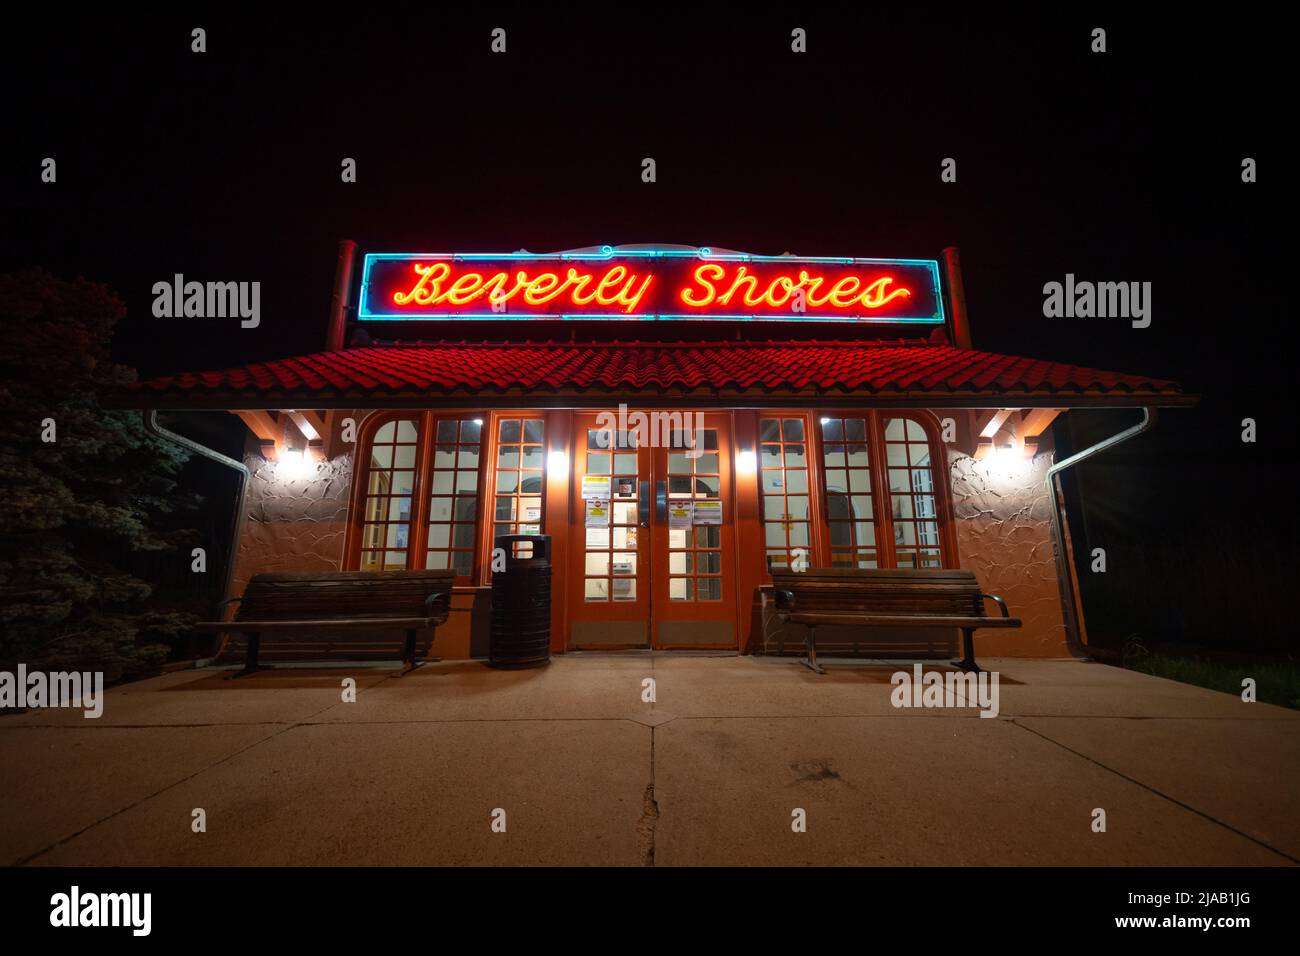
[278,448,311,479]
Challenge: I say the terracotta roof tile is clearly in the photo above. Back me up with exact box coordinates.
[128,340,1187,405]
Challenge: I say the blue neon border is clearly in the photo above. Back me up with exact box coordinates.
[356,246,946,325]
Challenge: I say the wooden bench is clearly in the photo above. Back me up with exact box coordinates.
[770,568,1021,674]
[194,570,454,677]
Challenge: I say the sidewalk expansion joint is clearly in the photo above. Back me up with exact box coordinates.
[1008,717,1300,865]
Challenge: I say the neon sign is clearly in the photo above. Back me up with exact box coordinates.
[358,246,945,323]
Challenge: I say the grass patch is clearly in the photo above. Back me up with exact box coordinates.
[1121,639,1300,709]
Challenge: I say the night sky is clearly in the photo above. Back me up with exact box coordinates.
[2,11,1289,651]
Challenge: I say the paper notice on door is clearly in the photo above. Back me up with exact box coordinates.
[693,500,722,525]
[585,499,611,527]
[581,475,611,500]
[523,503,542,523]
[667,502,693,529]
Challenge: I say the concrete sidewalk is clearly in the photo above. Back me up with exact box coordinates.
[1,656,1296,866]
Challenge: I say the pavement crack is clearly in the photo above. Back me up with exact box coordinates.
[637,727,660,867]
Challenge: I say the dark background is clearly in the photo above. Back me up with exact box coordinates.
[1,10,1290,654]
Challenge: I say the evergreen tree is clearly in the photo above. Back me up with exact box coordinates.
[0,270,200,681]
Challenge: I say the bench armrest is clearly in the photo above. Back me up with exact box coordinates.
[773,589,796,612]
[978,593,1011,618]
[424,590,452,621]
[211,595,243,623]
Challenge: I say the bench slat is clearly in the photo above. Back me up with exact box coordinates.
[788,613,1022,628]
[236,569,455,622]
[195,617,439,632]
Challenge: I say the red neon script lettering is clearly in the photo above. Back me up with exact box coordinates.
[679,264,911,310]
[393,263,654,314]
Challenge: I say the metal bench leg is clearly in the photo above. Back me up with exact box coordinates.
[800,626,826,675]
[229,632,270,678]
[398,629,421,675]
[952,628,980,673]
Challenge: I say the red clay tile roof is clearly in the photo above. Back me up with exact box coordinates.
[126,340,1190,407]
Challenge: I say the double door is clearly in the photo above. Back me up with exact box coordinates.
[568,411,737,649]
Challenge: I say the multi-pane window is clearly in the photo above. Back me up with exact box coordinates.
[820,416,879,569]
[667,429,722,601]
[494,418,546,553]
[356,413,484,579]
[426,418,483,575]
[758,418,810,571]
[583,428,639,602]
[359,419,420,571]
[754,411,947,574]
[883,417,942,568]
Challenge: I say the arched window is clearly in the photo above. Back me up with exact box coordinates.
[350,413,486,580]
[879,415,944,568]
[357,417,422,571]
[819,414,880,568]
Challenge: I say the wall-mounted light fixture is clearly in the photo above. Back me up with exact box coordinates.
[547,448,569,477]
[736,448,757,474]
[276,446,314,479]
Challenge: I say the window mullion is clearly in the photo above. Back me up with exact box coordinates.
[867,410,897,568]
[806,411,832,569]
[408,412,435,569]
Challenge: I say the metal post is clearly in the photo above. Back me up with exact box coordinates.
[326,240,358,351]
[941,246,973,349]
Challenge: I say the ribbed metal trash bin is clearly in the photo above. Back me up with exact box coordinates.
[489,534,552,669]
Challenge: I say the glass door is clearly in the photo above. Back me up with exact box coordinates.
[650,416,737,648]
[567,411,738,650]
[568,414,651,648]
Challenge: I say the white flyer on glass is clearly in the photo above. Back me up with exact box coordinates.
[667,502,693,529]
[692,500,722,525]
[581,475,611,500]
[585,499,611,528]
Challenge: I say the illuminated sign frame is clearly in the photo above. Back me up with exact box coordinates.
[357,246,946,324]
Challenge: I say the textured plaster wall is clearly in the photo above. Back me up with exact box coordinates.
[944,412,1071,657]
[229,427,354,600]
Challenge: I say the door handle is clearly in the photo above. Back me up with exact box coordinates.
[638,479,651,527]
[656,480,667,522]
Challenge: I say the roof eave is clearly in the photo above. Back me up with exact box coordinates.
[111,389,1199,412]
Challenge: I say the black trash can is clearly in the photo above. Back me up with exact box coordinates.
[489,534,552,669]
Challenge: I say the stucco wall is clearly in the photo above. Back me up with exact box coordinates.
[945,419,1070,657]
[229,422,355,600]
